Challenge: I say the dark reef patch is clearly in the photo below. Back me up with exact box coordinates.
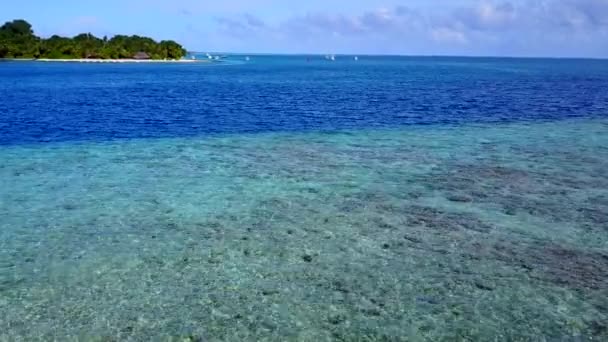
[404,206,493,233]
[487,241,608,291]
[419,160,608,230]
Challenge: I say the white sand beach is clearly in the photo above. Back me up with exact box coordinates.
[34,58,204,63]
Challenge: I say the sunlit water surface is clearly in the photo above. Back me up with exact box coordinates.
[1,57,607,340]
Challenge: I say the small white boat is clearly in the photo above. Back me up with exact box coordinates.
[354,56,358,61]
[330,55,336,61]
[245,56,250,61]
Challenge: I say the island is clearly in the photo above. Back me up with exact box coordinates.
[0,19,188,61]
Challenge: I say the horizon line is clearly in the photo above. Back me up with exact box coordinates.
[188,52,608,61]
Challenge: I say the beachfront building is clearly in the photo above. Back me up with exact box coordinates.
[133,51,150,60]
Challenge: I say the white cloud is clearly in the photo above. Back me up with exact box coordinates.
[431,27,468,44]
[182,0,608,56]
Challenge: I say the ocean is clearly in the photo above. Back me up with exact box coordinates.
[1,56,607,340]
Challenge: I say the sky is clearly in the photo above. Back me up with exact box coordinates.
[3,0,608,57]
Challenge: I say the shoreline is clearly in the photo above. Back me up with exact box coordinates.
[1,58,207,63]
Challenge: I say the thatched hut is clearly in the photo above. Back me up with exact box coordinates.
[133,51,150,60]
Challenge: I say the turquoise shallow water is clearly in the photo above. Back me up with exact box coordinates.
[1,118,607,340]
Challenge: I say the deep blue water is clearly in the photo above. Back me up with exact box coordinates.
[2,56,608,339]
[1,56,607,145]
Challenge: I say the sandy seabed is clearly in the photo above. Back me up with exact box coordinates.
[0,119,607,341]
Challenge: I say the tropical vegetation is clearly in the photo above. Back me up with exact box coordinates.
[0,19,187,60]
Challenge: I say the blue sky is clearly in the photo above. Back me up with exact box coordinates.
[3,0,608,57]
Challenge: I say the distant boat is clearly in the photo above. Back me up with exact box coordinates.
[206,53,212,59]
[354,56,358,61]
[330,55,336,61]
[245,56,250,61]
